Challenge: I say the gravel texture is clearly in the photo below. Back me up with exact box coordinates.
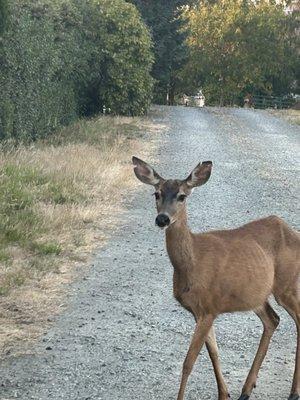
[0,106,299,400]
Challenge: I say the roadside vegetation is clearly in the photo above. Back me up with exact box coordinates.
[0,0,153,140]
[268,109,300,125]
[0,115,158,296]
[0,0,157,357]
[0,111,163,356]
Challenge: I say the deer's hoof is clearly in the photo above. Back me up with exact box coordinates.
[237,395,249,400]
[288,395,299,400]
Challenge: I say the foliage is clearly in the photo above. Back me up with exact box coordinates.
[181,0,299,105]
[0,0,153,140]
[129,0,189,104]
[0,0,9,33]
[0,3,77,140]
[76,0,154,115]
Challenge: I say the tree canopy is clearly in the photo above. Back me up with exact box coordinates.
[129,0,189,104]
[181,0,299,105]
[0,0,299,137]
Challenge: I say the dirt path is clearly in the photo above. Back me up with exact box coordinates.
[0,106,299,400]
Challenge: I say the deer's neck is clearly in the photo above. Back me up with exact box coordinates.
[165,208,194,273]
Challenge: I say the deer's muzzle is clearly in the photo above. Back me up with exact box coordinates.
[155,213,170,228]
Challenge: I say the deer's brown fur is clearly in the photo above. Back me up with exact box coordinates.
[132,156,300,400]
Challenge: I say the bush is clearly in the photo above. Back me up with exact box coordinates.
[75,0,154,116]
[0,0,153,140]
[0,1,80,140]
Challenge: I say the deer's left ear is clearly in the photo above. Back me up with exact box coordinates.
[132,156,163,186]
[185,161,212,188]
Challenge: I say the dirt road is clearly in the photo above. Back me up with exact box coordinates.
[0,106,299,400]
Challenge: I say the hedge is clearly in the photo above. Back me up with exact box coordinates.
[0,0,153,140]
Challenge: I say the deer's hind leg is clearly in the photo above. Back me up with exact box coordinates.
[238,301,280,400]
[275,290,300,400]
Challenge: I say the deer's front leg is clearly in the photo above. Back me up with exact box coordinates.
[206,326,230,400]
[177,314,214,400]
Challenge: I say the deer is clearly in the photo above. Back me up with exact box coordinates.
[132,156,300,400]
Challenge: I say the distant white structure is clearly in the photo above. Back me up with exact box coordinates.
[182,94,189,107]
[181,90,206,107]
[194,90,205,108]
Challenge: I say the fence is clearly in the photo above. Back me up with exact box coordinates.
[252,95,296,109]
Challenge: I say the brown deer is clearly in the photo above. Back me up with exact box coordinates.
[132,156,300,400]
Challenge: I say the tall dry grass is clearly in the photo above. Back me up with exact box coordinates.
[268,109,300,125]
[0,111,164,357]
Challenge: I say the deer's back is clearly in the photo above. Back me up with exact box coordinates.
[189,216,300,314]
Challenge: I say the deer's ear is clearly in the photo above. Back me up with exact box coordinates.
[132,156,162,186]
[185,161,212,188]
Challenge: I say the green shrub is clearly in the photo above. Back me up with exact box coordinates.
[0,3,78,140]
[73,0,154,116]
[0,0,153,140]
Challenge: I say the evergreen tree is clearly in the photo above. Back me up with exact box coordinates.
[129,0,189,104]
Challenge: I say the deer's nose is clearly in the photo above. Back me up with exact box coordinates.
[155,214,170,228]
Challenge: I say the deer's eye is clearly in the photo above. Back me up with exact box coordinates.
[177,194,186,202]
[154,192,160,200]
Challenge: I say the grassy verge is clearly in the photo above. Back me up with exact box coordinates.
[268,109,300,125]
[0,109,164,357]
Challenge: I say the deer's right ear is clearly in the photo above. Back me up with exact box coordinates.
[185,161,212,188]
[132,156,162,186]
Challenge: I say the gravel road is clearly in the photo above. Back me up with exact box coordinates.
[0,106,299,400]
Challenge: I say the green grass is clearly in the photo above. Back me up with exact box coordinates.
[0,249,10,263]
[0,163,80,271]
[30,242,62,256]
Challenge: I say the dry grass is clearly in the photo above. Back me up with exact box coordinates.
[0,110,165,357]
[268,109,300,125]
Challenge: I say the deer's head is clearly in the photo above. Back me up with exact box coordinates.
[132,156,212,229]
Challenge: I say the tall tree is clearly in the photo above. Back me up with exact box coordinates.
[129,0,189,104]
[181,0,299,105]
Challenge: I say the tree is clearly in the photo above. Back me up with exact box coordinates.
[129,0,189,104]
[181,0,299,105]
